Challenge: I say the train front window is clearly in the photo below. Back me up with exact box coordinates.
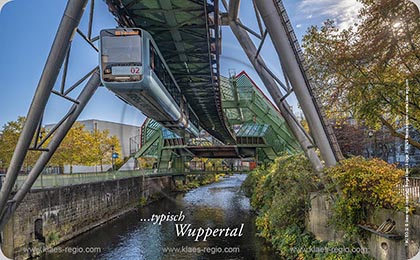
[101,35,141,64]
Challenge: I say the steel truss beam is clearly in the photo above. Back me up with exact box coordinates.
[228,0,240,21]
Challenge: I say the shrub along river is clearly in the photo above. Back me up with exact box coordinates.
[40,174,277,260]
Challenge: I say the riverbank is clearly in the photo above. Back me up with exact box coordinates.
[3,175,176,260]
[173,173,226,192]
[40,174,276,260]
[242,154,376,260]
[4,172,227,259]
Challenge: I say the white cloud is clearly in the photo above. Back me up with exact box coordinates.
[306,14,313,19]
[298,0,362,29]
[296,24,302,28]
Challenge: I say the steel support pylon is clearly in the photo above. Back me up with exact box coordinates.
[0,0,89,231]
[0,71,100,231]
[229,22,323,172]
[255,0,339,167]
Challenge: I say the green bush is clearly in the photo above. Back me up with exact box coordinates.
[46,230,60,244]
[243,154,374,259]
[245,155,317,240]
[252,154,320,230]
[326,157,405,239]
[138,196,148,207]
[242,167,264,198]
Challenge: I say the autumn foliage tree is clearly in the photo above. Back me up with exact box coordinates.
[50,123,122,173]
[303,0,420,149]
[333,123,366,157]
[88,129,121,171]
[0,118,122,173]
[0,117,39,172]
[50,123,93,173]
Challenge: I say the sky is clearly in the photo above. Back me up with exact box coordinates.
[0,0,363,128]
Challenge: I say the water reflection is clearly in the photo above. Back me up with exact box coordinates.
[40,174,277,260]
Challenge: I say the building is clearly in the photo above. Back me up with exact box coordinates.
[331,118,420,167]
[393,125,420,167]
[45,119,140,173]
[76,119,140,159]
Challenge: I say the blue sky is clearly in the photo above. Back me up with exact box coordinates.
[0,0,362,128]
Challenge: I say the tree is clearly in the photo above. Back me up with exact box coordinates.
[303,0,420,149]
[333,122,366,158]
[0,117,38,173]
[0,117,124,174]
[137,157,156,169]
[50,123,93,173]
[88,129,121,171]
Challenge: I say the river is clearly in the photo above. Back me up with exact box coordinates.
[40,174,277,260]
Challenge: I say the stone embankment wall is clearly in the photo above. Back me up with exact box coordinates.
[307,192,420,260]
[2,176,174,259]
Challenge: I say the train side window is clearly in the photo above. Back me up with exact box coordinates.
[149,41,181,106]
[150,42,155,71]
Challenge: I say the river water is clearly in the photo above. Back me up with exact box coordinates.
[40,174,277,260]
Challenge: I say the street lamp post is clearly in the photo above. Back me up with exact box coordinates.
[110,145,119,172]
[111,145,115,172]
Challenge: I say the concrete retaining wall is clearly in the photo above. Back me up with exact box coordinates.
[306,192,343,242]
[2,176,174,259]
[366,207,420,259]
[307,192,420,259]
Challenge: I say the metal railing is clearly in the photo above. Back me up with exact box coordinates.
[0,167,251,190]
[0,170,155,190]
[400,177,420,203]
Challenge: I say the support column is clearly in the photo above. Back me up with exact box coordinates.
[0,71,100,231]
[229,21,324,172]
[0,0,89,222]
[255,0,337,167]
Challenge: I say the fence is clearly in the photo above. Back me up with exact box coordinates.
[0,170,155,190]
[400,177,420,203]
[0,167,250,190]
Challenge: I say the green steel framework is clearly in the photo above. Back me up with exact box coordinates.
[221,71,300,154]
[133,71,301,168]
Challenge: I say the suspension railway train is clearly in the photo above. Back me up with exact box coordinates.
[99,28,200,137]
